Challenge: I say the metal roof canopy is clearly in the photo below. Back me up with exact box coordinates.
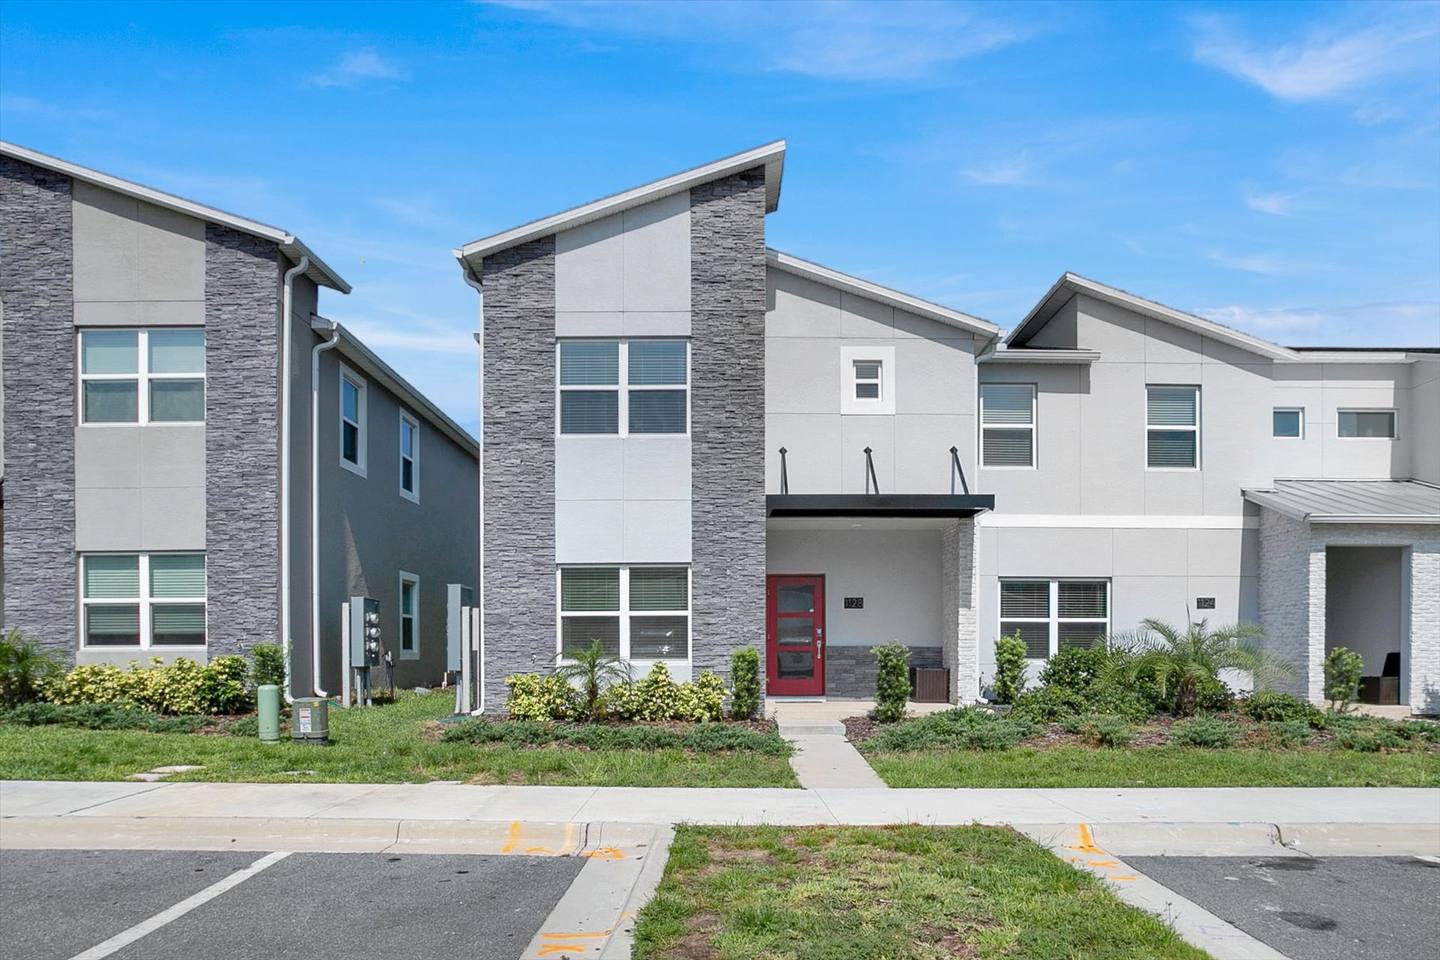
[1242,479,1440,524]
[767,494,995,519]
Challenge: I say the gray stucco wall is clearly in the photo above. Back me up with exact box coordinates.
[689,168,768,681]
[204,224,281,658]
[0,157,76,653]
[480,239,557,711]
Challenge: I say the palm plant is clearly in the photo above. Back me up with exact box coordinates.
[1108,618,1292,717]
[0,629,63,708]
[553,640,631,721]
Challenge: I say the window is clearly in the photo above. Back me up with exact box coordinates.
[1146,385,1199,469]
[852,360,882,400]
[1338,409,1396,439]
[399,572,419,659]
[399,411,419,502]
[79,328,205,424]
[999,579,1110,660]
[558,565,690,660]
[80,553,206,648]
[1272,408,1303,439]
[840,345,895,414]
[340,365,367,475]
[558,340,688,436]
[980,384,1036,468]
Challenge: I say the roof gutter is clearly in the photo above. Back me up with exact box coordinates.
[310,318,343,698]
[278,255,309,703]
[459,258,487,716]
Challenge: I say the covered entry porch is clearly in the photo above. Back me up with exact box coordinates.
[1247,480,1440,716]
[764,494,992,703]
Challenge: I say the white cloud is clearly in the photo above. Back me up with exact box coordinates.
[963,155,1030,186]
[478,0,1037,81]
[1205,250,1300,276]
[1244,191,1294,216]
[1190,7,1439,101]
[306,48,405,88]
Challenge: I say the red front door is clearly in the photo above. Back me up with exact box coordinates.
[766,575,825,696]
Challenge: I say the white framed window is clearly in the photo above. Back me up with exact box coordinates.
[1272,408,1303,439]
[999,579,1110,660]
[340,364,367,476]
[80,552,206,649]
[1146,385,1200,469]
[557,565,690,661]
[557,340,689,436]
[979,383,1036,468]
[398,571,419,659]
[399,411,419,502]
[78,328,205,425]
[1337,409,1396,439]
[840,345,895,415]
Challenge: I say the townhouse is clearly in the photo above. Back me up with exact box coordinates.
[457,141,1440,715]
[1,142,478,695]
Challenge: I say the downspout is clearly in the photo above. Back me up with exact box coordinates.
[279,255,310,704]
[311,318,342,697]
[460,260,487,715]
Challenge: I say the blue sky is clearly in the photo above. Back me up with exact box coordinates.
[3,0,1438,433]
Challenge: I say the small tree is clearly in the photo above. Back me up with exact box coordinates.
[0,629,63,708]
[553,641,630,721]
[992,633,1028,705]
[1110,619,1292,718]
[872,644,911,722]
[729,646,762,720]
[1324,647,1364,714]
[249,643,286,690]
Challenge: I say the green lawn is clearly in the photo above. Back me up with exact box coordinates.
[0,692,798,788]
[864,745,1440,788]
[633,825,1210,960]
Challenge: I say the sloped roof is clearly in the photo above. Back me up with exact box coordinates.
[0,141,349,292]
[1007,273,1296,361]
[457,141,786,265]
[767,249,1001,338]
[1242,479,1440,524]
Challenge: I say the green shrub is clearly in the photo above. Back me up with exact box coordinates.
[1323,647,1364,712]
[864,707,1035,753]
[1078,713,1135,748]
[45,657,254,715]
[0,701,207,733]
[1335,726,1406,752]
[634,662,681,721]
[1327,715,1423,752]
[729,646,762,720]
[1193,675,1236,713]
[1263,719,1313,748]
[226,715,261,738]
[1038,646,1109,694]
[504,672,581,721]
[675,671,726,722]
[1241,690,1323,726]
[0,629,64,708]
[554,640,631,721]
[1010,685,1087,724]
[250,643,286,690]
[441,718,789,755]
[992,633,1028,705]
[1171,715,1240,748]
[872,644,911,723]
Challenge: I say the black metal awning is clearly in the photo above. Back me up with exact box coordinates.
[766,494,995,519]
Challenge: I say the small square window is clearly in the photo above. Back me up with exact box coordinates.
[1273,408,1303,438]
[853,361,882,400]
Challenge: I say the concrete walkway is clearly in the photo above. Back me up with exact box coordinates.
[771,700,887,789]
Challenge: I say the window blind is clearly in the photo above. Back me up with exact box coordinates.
[1000,581,1049,618]
[628,390,685,433]
[561,617,620,656]
[1147,431,1197,467]
[981,384,1034,425]
[628,341,686,385]
[561,568,620,611]
[150,555,204,598]
[630,616,688,659]
[85,555,139,599]
[629,568,688,610]
[1146,386,1197,426]
[560,341,619,385]
[1058,581,1106,618]
[560,391,619,433]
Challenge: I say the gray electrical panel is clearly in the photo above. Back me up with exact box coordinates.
[350,596,381,667]
[446,583,474,673]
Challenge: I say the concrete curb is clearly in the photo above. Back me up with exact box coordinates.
[1016,821,1440,857]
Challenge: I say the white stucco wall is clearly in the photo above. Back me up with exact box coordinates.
[1325,546,1403,676]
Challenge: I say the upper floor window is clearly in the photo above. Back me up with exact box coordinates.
[399,411,419,502]
[1338,409,1396,439]
[979,383,1036,468]
[558,340,688,436]
[1146,385,1199,469]
[999,579,1109,660]
[79,328,205,425]
[80,552,206,649]
[1272,408,1303,439]
[840,345,895,415]
[340,364,367,476]
[853,360,882,400]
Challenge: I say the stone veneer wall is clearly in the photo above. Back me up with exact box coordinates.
[826,645,944,699]
[941,517,979,702]
[204,225,281,657]
[0,157,76,654]
[689,169,768,683]
[1259,508,1439,713]
[480,238,556,711]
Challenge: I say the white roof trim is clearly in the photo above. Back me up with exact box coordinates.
[310,316,477,457]
[767,249,1001,338]
[457,140,786,263]
[1008,273,1296,362]
[1288,350,1431,364]
[978,345,1101,364]
[1,140,349,293]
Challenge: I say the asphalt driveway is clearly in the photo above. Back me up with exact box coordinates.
[0,848,583,960]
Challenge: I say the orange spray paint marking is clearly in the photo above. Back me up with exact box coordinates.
[582,847,625,860]
[1070,823,1104,856]
[502,821,523,854]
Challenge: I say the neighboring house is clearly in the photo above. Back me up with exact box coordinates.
[0,142,479,696]
[457,141,1440,715]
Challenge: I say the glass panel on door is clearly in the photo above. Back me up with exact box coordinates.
[777,584,814,613]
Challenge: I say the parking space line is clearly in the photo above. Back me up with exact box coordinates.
[66,850,292,960]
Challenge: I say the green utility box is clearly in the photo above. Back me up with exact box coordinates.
[291,697,330,745]
[257,684,281,743]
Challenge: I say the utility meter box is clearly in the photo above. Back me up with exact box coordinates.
[446,583,474,673]
[291,697,329,745]
[349,596,382,668]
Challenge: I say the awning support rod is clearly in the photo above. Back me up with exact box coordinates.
[778,447,789,495]
[864,446,879,495]
[950,446,970,495]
